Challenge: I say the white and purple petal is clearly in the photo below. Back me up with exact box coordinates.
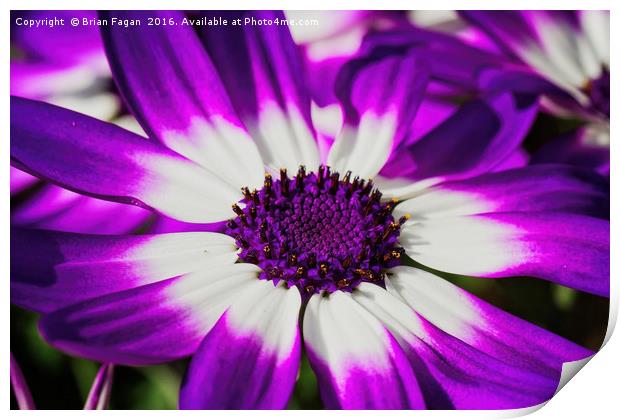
[11,228,238,313]
[303,291,424,409]
[197,11,321,172]
[393,165,609,222]
[352,282,588,408]
[327,50,429,178]
[398,214,609,296]
[386,267,593,372]
[11,97,241,223]
[180,282,301,409]
[101,11,265,191]
[39,264,260,365]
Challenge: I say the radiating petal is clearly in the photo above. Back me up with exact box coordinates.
[393,165,609,222]
[353,281,589,409]
[386,267,593,369]
[11,97,240,223]
[327,50,429,178]
[39,264,260,365]
[198,11,320,172]
[101,11,264,191]
[180,282,301,409]
[303,291,424,409]
[399,213,609,296]
[11,228,238,313]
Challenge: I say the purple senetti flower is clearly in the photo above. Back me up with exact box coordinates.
[341,11,610,175]
[459,11,610,174]
[10,10,609,409]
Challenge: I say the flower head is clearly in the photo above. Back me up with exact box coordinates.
[10,10,609,410]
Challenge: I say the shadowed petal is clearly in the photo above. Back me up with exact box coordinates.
[360,27,511,92]
[11,184,151,234]
[376,92,538,198]
[531,126,610,176]
[39,264,260,365]
[11,228,238,313]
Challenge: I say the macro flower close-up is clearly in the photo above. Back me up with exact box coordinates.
[10,9,611,411]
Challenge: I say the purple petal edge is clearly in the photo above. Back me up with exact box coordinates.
[10,353,36,410]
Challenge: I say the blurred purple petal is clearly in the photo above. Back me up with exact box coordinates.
[84,364,114,410]
[532,126,610,176]
[10,353,35,410]
[12,184,151,234]
[378,91,538,189]
[362,27,515,92]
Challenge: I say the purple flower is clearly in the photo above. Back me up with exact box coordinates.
[458,11,610,174]
[11,11,609,409]
[326,11,610,175]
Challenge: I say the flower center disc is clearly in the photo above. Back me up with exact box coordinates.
[226,166,406,296]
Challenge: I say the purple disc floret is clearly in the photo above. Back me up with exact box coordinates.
[226,165,406,296]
